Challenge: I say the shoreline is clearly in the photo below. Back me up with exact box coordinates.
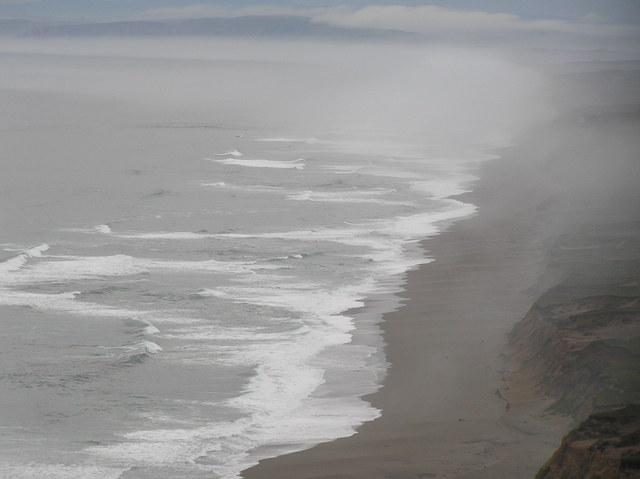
[242,128,570,478]
[243,62,640,477]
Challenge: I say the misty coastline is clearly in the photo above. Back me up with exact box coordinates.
[243,65,640,479]
[0,4,639,479]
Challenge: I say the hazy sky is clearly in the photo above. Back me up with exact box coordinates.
[2,0,640,24]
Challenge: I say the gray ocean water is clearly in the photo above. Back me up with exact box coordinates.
[0,39,539,478]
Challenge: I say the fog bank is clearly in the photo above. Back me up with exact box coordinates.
[1,38,551,148]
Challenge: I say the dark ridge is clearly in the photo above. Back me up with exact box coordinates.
[4,15,422,41]
[0,18,36,35]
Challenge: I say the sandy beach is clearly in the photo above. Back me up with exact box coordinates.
[243,67,640,479]
[242,131,568,479]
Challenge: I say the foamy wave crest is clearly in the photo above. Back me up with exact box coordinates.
[133,340,163,354]
[5,253,267,283]
[0,462,126,479]
[94,224,112,234]
[211,149,242,157]
[205,198,476,277]
[255,137,319,144]
[389,200,477,238]
[322,163,418,179]
[63,199,475,479]
[211,158,305,169]
[4,254,147,284]
[118,341,164,365]
[138,257,288,274]
[410,176,476,199]
[140,258,257,274]
[112,231,207,240]
[0,243,50,274]
[141,321,160,335]
[270,253,305,261]
[221,281,373,333]
[0,289,86,312]
[0,284,186,329]
[217,198,475,243]
[193,288,229,298]
[286,189,409,206]
[200,182,284,193]
[89,282,381,478]
[90,394,379,477]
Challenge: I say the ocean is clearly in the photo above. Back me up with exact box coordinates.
[0,38,539,478]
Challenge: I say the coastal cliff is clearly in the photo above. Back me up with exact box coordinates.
[506,141,640,476]
[509,258,640,419]
[509,269,640,478]
[535,405,640,479]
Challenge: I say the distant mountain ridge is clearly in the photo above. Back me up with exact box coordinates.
[0,15,420,41]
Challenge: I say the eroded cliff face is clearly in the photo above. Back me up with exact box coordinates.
[535,405,640,479]
[509,291,640,418]
[504,104,640,478]
[506,223,640,479]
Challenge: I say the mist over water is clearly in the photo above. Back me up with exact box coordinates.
[0,37,552,478]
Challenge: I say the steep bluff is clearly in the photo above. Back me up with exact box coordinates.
[536,405,640,479]
[505,95,640,477]
[507,221,640,478]
[509,291,640,418]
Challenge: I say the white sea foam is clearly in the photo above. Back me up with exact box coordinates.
[0,281,198,327]
[94,224,112,234]
[320,164,367,175]
[0,462,126,479]
[194,289,229,298]
[211,149,242,157]
[139,258,257,274]
[388,201,477,238]
[200,182,284,193]
[221,281,374,332]
[160,326,292,342]
[0,243,50,274]
[1,253,276,286]
[274,254,304,260]
[89,379,380,479]
[321,163,424,179]
[109,231,207,240]
[3,178,482,479]
[4,254,148,283]
[85,271,385,477]
[0,288,128,317]
[255,137,319,144]
[89,295,379,479]
[286,189,409,206]
[211,158,305,169]
[132,340,163,354]
[142,322,160,335]
[211,198,475,249]
[409,172,477,199]
[210,396,380,479]
[360,167,423,179]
